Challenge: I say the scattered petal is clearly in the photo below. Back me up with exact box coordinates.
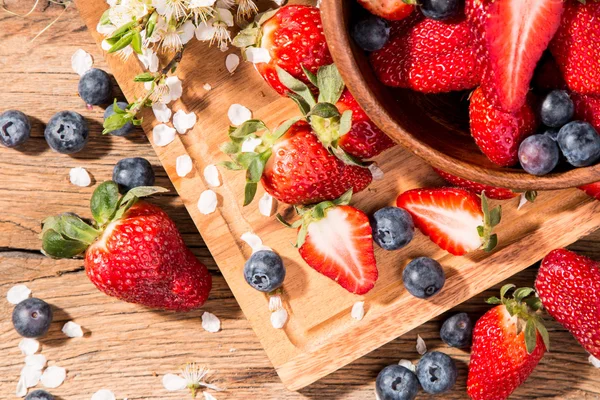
[271,308,288,329]
[227,104,252,126]
[69,167,92,187]
[518,193,528,211]
[241,136,262,153]
[152,103,172,123]
[165,76,183,102]
[21,366,42,388]
[589,354,600,368]
[351,301,365,321]
[180,20,196,44]
[203,83,212,91]
[91,389,117,400]
[7,284,31,305]
[71,49,93,76]
[41,366,66,388]
[176,155,193,177]
[18,338,40,356]
[216,7,234,25]
[258,193,276,217]
[240,232,271,253]
[416,335,427,355]
[269,295,283,312]
[62,321,84,338]
[225,53,239,73]
[25,354,46,370]
[198,190,218,215]
[204,164,221,187]
[202,312,221,333]
[398,359,416,373]
[173,110,197,134]
[153,124,177,147]
[229,348,236,352]
[245,47,271,64]
[162,373,187,391]
[368,163,384,180]
[16,375,26,397]
[204,392,217,400]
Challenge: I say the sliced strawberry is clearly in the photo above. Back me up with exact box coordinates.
[298,204,378,295]
[434,168,519,200]
[572,93,600,132]
[358,0,416,21]
[579,181,600,201]
[396,188,500,256]
[481,0,564,112]
[533,54,568,92]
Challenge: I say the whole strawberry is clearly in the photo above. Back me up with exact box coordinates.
[535,249,600,359]
[470,87,539,167]
[467,285,549,400]
[358,0,416,21]
[434,168,519,200]
[41,183,211,311]
[572,93,600,132]
[550,0,600,95]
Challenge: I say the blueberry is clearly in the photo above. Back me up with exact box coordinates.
[440,312,472,348]
[371,207,414,251]
[25,390,55,400]
[420,0,461,20]
[375,365,419,400]
[244,250,286,292]
[12,298,53,338]
[0,110,31,148]
[557,121,600,167]
[351,15,390,52]
[78,68,112,105]
[540,90,574,128]
[518,134,560,175]
[104,102,134,137]
[112,157,155,193]
[403,257,445,299]
[44,111,89,154]
[416,351,457,394]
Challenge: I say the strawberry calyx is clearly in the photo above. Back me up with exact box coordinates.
[478,192,502,252]
[40,181,168,259]
[486,284,550,354]
[276,189,353,247]
[232,9,279,51]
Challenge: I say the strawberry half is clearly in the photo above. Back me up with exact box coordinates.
[281,191,378,295]
[470,86,539,167]
[357,0,416,21]
[434,168,526,200]
[479,0,564,112]
[467,285,549,400]
[572,93,600,132]
[535,249,600,359]
[41,183,212,311]
[396,188,501,256]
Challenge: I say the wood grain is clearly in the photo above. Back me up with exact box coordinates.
[0,1,599,399]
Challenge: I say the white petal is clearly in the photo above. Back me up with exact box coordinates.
[198,190,218,215]
[152,103,172,123]
[228,104,252,126]
[69,167,92,187]
[416,335,427,355]
[258,193,276,217]
[138,49,160,73]
[173,110,197,134]
[368,164,384,180]
[190,0,216,6]
[153,124,177,147]
[25,354,46,370]
[16,375,26,397]
[398,359,416,373]
[176,155,193,177]
[7,284,31,305]
[165,76,183,102]
[144,81,154,91]
[162,373,187,391]
[203,164,221,187]
[179,20,196,44]
[202,311,221,333]
[518,193,528,211]
[245,47,271,64]
[225,53,239,74]
[195,22,216,41]
[71,49,93,76]
[21,366,42,388]
[271,308,288,329]
[204,392,218,400]
[41,366,66,388]
[351,301,365,321]
[62,321,84,338]
[216,8,234,26]
[101,39,113,51]
[203,83,212,91]
[241,136,262,153]
[18,338,40,356]
[589,354,600,368]
[240,232,266,253]
[91,389,117,400]
[269,295,283,312]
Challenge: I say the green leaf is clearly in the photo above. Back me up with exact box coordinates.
[486,296,502,305]
[287,92,312,116]
[265,117,302,144]
[219,160,244,170]
[255,8,278,25]
[243,182,258,206]
[524,296,543,312]
[229,120,267,139]
[533,318,550,351]
[41,229,89,259]
[333,189,353,206]
[236,152,259,169]
[330,146,367,167]
[220,141,241,155]
[99,9,111,25]
[90,181,120,225]
[525,190,538,203]
[118,186,169,208]
[514,287,535,302]
[134,72,156,82]
[317,64,345,104]
[103,112,131,135]
[500,284,516,302]
[489,206,502,227]
[58,214,100,244]
[309,102,341,119]
[483,234,498,252]
[276,66,316,109]
[302,65,318,87]
[275,213,294,228]
[524,319,537,354]
[131,31,143,54]
[108,31,135,53]
[477,225,484,237]
[247,157,265,183]
[296,220,309,248]
[339,110,353,136]
[232,26,261,48]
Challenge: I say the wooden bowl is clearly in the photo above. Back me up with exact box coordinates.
[320,2,600,191]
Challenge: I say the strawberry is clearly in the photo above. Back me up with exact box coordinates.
[41,184,211,311]
[221,119,372,206]
[535,249,600,359]
[232,6,333,95]
[550,0,600,95]
[357,0,416,21]
[469,87,539,167]
[396,188,501,256]
[434,168,520,200]
[467,285,549,400]
[572,92,600,132]
[532,54,568,92]
[370,16,480,93]
[280,191,378,295]
[579,181,600,200]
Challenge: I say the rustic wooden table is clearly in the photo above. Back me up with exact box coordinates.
[0,2,598,399]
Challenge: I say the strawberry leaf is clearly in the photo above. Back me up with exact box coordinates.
[533,317,550,351]
[525,190,538,203]
[41,229,89,259]
[90,181,120,226]
[524,319,537,354]
[276,66,316,109]
[486,296,502,305]
[302,65,318,87]
[500,283,516,302]
[264,117,301,144]
[339,110,353,136]
[524,296,543,312]
[244,182,258,206]
[514,287,535,302]
[317,64,345,105]
[113,186,169,221]
[58,214,100,244]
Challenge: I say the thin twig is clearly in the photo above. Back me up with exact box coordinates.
[30,1,70,42]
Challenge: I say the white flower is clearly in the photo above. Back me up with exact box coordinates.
[195,8,233,48]
[148,75,183,104]
[70,167,92,187]
[109,0,148,27]
[18,338,40,356]
[62,321,84,338]
[7,284,31,305]
[369,163,384,180]
[173,110,197,134]
[351,301,365,321]
[163,363,222,397]
[203,164,221,187]
[225,53,239,73]
[153,124,177,146]
[97,21,116,35]
[41,366,66,388]
[198,190,218,214]
[71,49,93,76]
[152,0,188,20]
[189,0,216,23]
[138,48,159,72]
[227,104,252,126]
[176,155,193,177]
[160,20,195,51]
[91,389,116,400]
[152,102,172,123]
[115,45,134,61]
[235,0,258,21]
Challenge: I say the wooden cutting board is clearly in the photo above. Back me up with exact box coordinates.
[74,0,600,391]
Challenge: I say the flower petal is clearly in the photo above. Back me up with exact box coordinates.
[69,167,92,187]
[16,375,26,397]
[176,155,193,177]
[165,76,183,102]
[91,389,117,400]
[245,47,271,64]
[258,193,276,217]
[153,124,177,147]
[204,392,218,400]
[203,164,221,187]
[180,20,196,44]
[198,190,218,215]
[25,354,47,371]
[269,295,283,312]
[203,83,212,91]
[216,8,234,26]
[351,301,365,321]
[71,49,93,76]
[202,312,221,333]
[152,103,172,123]
[138,48,159,73]
[590,354,600,368]
[225,54,239,74]
[398,359,416,373]
[416,335,427,355]
[368,163,384,180]
[227,104,252,126]
[18,338,39,356]
[41,366,67,388]
[21,366,42,388]
[271,308,288,329]
[162,373,187,391]
[62,321,84,338]
[7,284,31,305]
[195,22,216,41]
[173,110,197,134]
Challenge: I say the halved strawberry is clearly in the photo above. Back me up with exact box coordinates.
[396,188,501,256]
[480,0,564,112]
[358,0,416,21]
[434,168,520,200]
[572,93,600,132]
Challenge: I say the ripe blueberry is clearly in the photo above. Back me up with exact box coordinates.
[403,257,445,299]
[0,110,30,148]
[376,364,419,400]
[44,111,89,154]
[416,351,457,394]
[113,157,155,194]
[371,207,414,251]
[244,250,286,292]
[12,298,53,338]
[78,68,112,105]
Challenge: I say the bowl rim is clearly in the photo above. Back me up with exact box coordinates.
[320,1,600,191]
